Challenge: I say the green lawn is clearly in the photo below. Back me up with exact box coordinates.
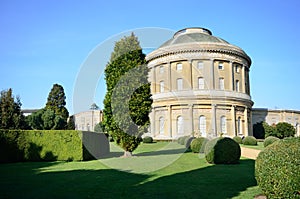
[240,141,264,150]
[0,142,261,199]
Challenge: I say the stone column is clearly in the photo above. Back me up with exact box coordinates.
[152,65,156,93]
[211,104,217,137]
[231,105,236,136]
[168,62,172,91]
[189,104,194,134]
[229,62,234,91]
[210,59,215,89]
[188,60,193,89]
[168,105,172,138]
[150,108,155,137]
[244,107,249,136]
[242,65,246,93]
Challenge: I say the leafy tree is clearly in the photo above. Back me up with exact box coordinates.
[94,122,105,133]
[275,122,295,138]
[103,33,152,156]
[263,122,276,138]
[0,88,26,129]
[253,122,265,139]
[45,84,69,121]
[26,109,45,130]
[66,115,75,130]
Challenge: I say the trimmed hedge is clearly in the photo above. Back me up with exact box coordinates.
[263,136,280,147]
[232,136,242,144]
[190,137,209,153]
[242,136,257,145]
[185,137,195,149]
[177,136,189,145]
[255,137,300,198]
[0,130,109,163]
[143,136,153,143]
[204,137,241,164]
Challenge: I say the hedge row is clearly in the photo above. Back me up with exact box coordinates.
[0,130,109,163]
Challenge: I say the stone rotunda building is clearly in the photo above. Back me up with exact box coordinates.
[146,27,253,139]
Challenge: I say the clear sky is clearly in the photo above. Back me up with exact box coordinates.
[1,0,299,114]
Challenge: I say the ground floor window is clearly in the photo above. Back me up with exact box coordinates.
[199,116,206,137]
[177,116,184,135]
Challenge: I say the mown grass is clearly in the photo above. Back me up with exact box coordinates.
[0,142,261,199]
[240,141,264,150]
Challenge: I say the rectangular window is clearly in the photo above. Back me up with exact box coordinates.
[176,63,182,71]
[197,61,203,69]
[219,78,225,90]
[198,77,204,89]
[159,65,164,74]
[177,78,183,90]
[160,81,164,92]
[218,62,224,70]
[235,65,240,73]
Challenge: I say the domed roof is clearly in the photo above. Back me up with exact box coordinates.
[160,27,229,47]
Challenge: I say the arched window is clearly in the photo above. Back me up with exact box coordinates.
[219,78,224,90]
[220,116,226,133]
[199,116,206,137]
[159,117,164,135]
[198,77,204,89]
[159,81,164,92]
[177,78,183,90]
[237,117,242,135]
[177,116,184,135]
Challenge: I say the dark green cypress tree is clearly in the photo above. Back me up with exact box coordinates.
[103,33,152,156]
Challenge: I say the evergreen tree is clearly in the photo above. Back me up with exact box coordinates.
[0,88,26,129]
[103,33,152,156]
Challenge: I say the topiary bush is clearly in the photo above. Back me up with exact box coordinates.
[232,136,242,144]
[143,136,153,143]
[178,136,189,145]
[263,136,280,147]
[185,136,195,149]
[255,137,300,198]
[190,137,209,153]
[204,137,241,164]
[242,136,257,145]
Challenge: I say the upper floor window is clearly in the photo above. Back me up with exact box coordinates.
[176,63,182,71]
[159,81,164,92]
[235,80,240,92]
[218,62,224,70]
[198,77,204,89]
[235,65,240,73]
[197,61,203,69]
[219,78,225,90]
[159,65,164,74]
[177,78,183,90]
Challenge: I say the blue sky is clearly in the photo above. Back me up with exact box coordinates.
[1,0,299,114]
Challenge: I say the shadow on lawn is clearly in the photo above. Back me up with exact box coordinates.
[0,159,256,199]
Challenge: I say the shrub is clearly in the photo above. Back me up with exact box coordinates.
[253,122,265,139]
[232,136,242,144]
[255,137,300,198]
[178,136,189,145]
[242,136,257,145]
[275,122,296,139]
[190,137,209,153]
[0,130,109,163]
[263,136,279,147]
[143,136,153,143]
[204,137,241,164]
[185,137,195,149]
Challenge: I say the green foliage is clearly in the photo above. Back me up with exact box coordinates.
[0,88,26,129]
[263,122,276,138]
[255,137,300,198]
[177,136,189,145]
[94,122,105,133]
[190,137,209,153]
[242,136,257,145]
[185,136,195,149]
[66,116,75,130]
[275,122,296,138]
[263,136,280,147]
[232,136,242,144]
[0,130,109,163]
[143,136,153,143]
[103,33,152,153]
[253,122,265,139]
[204,137,241,164]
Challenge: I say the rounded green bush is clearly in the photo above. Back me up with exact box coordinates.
[190,137,209,153]
[143,136,153,143]
[204,137,241,164]
[185,137,195,149]
[255,137,300,198]
[232,136,242,144]
[178,136,189,145]
[242,136,257,145]
[263,136,279,147]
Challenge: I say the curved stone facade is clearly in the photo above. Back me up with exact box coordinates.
[146,27,253,139]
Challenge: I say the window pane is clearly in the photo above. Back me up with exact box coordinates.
[218,62,224,70]
[160,81,164,92]
[236,80,239,92]
[197,62,203,69]
[177,78,183,90]
[221,116,226,133]
[199,116,206,137]
[159,117,164,134]
[177,63,182,71]
[219,78,224,90]
[177,116,184,134]
[198,77,204,89]
[159,65,164,73]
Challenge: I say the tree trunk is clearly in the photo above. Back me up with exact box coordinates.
[122,151,132,157]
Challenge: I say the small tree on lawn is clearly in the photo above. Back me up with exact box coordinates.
[275,122,295,138]
[103,33,152,157]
